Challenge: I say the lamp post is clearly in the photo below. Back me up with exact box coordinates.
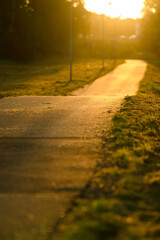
[70,0,73,81]
[101,2,112,68]
[102,13,105,68]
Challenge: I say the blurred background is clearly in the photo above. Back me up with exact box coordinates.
[0,0,159,62]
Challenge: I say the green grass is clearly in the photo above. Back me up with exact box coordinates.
[0,58,123,98]
[55,61,160,240]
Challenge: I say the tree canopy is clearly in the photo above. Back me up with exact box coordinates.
[141,0,160,52]
[0,0,89,61]
[0,0,157,61]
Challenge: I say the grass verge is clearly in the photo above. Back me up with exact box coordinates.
[0,58,123,98]
[55,61,160,240]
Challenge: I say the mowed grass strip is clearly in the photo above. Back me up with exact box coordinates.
[56,61,160,240]
[0,59,123,98]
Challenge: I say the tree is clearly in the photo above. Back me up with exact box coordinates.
[0,0,32,60]
[0,0,90,61]
[141,0,160,52]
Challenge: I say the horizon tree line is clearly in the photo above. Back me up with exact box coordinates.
[0,0,159,61]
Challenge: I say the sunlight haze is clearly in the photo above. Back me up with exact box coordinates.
[84,0,145,19]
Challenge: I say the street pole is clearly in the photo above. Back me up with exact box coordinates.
[70,0,73,81]
[102,14,105,68]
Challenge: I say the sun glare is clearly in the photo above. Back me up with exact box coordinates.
[84,0,145,19]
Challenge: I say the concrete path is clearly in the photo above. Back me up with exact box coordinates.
[73,60,146,96]
[0,60,147,239]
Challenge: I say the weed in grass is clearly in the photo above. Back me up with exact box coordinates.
[113,149,132,169]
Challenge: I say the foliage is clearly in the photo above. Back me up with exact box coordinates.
[0,0,90,61]
[0,0,140,61]
[141,0,160,52]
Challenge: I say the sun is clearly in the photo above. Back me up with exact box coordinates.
[84,0,145,19]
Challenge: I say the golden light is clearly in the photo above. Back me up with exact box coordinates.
[84,0,145,19]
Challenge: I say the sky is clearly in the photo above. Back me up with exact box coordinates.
[84,0,145,19]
